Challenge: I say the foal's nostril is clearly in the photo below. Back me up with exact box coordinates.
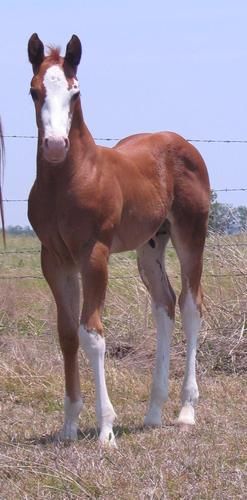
[64,138,69,149]
[44,138,49,149]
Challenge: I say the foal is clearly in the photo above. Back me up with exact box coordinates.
[28,33,210,446]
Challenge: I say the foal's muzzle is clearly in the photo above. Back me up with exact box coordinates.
[42,136,70,163]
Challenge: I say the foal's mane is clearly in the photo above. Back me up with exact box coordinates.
[46,46,61,63]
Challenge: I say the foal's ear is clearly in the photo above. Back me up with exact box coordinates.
[28,33,44,73]
[65,35,82,71]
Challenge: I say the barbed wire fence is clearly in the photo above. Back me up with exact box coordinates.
[0,134,246,281]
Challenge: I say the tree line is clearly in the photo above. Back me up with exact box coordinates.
[208,191,247,234]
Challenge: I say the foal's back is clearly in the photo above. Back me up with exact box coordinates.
[114,131,209,201]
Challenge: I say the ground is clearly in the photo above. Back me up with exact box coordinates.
[0,234,246,499]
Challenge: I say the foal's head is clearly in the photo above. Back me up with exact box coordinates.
[28,33,82,164]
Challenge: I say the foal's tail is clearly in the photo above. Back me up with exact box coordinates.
[0,117,6,248]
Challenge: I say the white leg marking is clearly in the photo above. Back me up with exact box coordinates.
[177,289,200,426]
[79,325,117,447]
[59,396,83,441]
[144,302,174,427]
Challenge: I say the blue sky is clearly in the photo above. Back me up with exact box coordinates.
[1,0,247,225]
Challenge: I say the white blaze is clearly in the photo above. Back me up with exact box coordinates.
[42,65,79,138]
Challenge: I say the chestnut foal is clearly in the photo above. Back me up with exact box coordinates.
[28,34,210,446]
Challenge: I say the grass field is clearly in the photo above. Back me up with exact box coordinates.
[0,233,246,499]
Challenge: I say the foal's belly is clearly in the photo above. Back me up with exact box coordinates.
[110,213,165,253]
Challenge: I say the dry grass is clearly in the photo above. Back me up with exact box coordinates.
[0,233,246,499]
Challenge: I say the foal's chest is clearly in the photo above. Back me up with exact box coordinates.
[28,185,98,259]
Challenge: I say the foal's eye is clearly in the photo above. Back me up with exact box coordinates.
[71,91,80,102]
[30,88,39,101]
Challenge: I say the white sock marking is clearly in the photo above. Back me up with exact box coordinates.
[177,289,200,425]
[79,325,116,445]
[145,302,174,426]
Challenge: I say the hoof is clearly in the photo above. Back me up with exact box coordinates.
[144,416,162,428]
[99,429,117,448]
[176,405,195,427]
[144,407,162,427]
[57,423,78,442]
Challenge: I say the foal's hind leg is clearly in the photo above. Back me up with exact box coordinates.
[137,228,176,426]
[177,280,202,426]
[170,215,208,426]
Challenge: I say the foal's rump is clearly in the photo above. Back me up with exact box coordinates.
[114,130,210,204]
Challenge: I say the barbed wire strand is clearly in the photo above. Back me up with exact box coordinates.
[3,134,247,144]
[1,241,247,256]
[2,187,247,203]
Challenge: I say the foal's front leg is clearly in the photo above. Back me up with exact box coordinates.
[41,247,82,440]
[79,242,116,446]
